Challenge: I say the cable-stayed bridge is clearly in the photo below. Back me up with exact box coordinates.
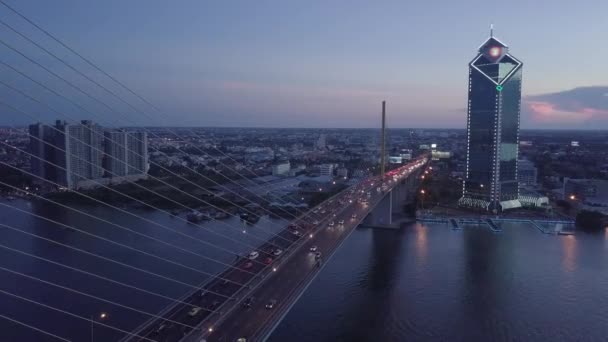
[0,2,428,341]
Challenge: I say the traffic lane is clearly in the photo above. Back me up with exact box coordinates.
[182,205,347,340]
[137,244,282,341]
[204,168,419,340]
[208,203,362,341]
[217,204,362,341]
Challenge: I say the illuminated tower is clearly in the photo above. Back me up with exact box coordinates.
[459,28,523,212]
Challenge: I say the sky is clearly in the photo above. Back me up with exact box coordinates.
[0,0,607,129]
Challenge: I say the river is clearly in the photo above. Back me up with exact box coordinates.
[269,222,608,341]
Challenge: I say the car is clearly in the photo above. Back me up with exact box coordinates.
[243,297,254,308]
[312,220,319,225]
[328,221,335,227]
[264,257,273,264]
[247,251,259,260]
[272,249,283,256]
[291,230,303,237]
[315,252,322,260]
[243,261,253,269]
[265,299,277,309]
[310,245,318,252]
[236,338,247,342]
[321,210,326,214]
[188,307,203,317]
[155,323,167,334]
[221,279,229,285]
[338,220,344,225]
[199,290,208,297]
[351,213,357,219]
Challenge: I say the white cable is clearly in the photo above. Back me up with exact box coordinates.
[0,83,290,247]
[0,222,228,291]
[0,176,260,277]
[0,78,294,248]
[0,202,253,285]
[0,137,286,260]
[0,24,307,223]
[0,288,157,342]
[0,313,72,342]
[0,265,201,330]
[0,47,295,248]
[0,0,382,230]
[0,242,228,310]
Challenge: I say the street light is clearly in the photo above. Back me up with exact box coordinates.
[420,189,426,210]
[569,194,576,200]
[91,312,107,342]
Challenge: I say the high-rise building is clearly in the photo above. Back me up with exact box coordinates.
[459,31,523,212]
[29,123,50,182]
[518,159,537,186]
[54,120,104,189]
[104,130,148,177]
[28,120,148,190]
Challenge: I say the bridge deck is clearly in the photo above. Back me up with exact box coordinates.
[122,158,426,342]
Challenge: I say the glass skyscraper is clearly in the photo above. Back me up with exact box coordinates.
[459,33,523,212]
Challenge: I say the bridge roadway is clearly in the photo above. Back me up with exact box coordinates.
[123,157,427,342]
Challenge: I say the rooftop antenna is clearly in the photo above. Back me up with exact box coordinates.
[490,23,494,37]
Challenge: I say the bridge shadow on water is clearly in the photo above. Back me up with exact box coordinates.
[334,227,407,342]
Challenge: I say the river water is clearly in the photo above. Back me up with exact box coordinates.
[1,198,607,342]
[269,222,608,342]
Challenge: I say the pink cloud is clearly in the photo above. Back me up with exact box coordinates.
[525,100,595,123]
[581,107,608,115]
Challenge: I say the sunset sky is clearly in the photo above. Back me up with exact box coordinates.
[1,0,607,129]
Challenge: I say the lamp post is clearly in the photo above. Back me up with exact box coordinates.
[91,312,107,342]
[420,189,426,210]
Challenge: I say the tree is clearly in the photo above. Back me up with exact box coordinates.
[576,210,607,232]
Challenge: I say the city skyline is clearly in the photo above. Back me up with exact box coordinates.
[0,1,606,129]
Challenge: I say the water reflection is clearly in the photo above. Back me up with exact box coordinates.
[414,223,428,265]
[561,235,577,273]
[461,228,505,323]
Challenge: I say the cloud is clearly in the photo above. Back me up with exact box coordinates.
[523,86,608,127]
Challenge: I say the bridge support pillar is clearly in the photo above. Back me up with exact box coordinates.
[391,181,408,214]
[364,191,393,226]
